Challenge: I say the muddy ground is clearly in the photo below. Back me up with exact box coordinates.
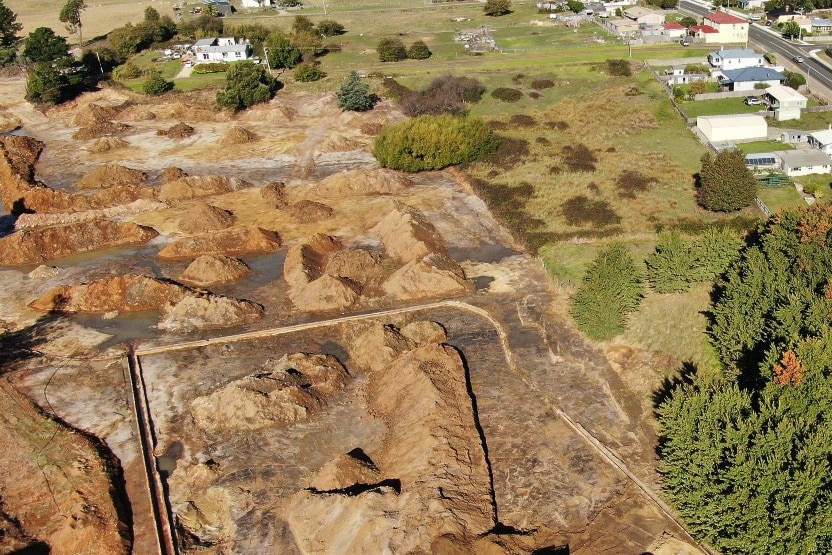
[0,78,699,554]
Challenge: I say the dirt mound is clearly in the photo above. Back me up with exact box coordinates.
[285,343,494,553]
[14,199,168,228]
[157,122,194,138]
[72,103,121,127]
[314,169,412,197]
[219,126,258,146]
[284,234,361,311]
[287,200,334,223]
[178,203,236,233]
[400,320,447,346]
[0,136,156,214]
[348,323,416,373]
[0,111,22,134]
[151,101,225,123]
[115,106,157,122]
[179,255,250,287]
[86,137,130,153]
[159,175,251,202]
[260,181,287,208]
[0,219,158,266]
[29,274,263,330]
[372,201,448,262]
[75,164,147,190]
[189,353,349,431]
[157,226,282,259]
[73,121,132,140]
[382,252,470,301]
[325,248,381,286]
[319,132,362,153]
[160,167,188,183]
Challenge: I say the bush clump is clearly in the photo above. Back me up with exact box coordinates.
[142,71,173,95]
[407,40,432,59]
[491,87,523,102]
[606,59,632,77]
[531,79,555,90]
[645,228,743,293]
[483,136,530,168]
[400,74,485,116]
[377,38,407,62]
[293,61,325,82]
[509,114,536,127]
[373,114,500,172]
[192,62,227,74]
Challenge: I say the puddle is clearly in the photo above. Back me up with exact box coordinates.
[448,243,517,263]
[243,250,286,290]
[157,440,183,478]
[73,310,161,350]
[474,276,495,291]
[1,126,28,137]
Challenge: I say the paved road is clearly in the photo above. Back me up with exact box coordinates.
[680,0,832,100]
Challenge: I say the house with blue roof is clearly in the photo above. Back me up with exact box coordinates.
[719,67,786,91]
[708,48,765,70]
[812,18,832,34]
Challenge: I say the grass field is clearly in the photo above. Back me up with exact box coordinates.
[680,97,767,118]
[739,140,793,153]
[5,0,148,43]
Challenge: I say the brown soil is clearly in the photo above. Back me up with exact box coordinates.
[159,175,251,202]
[372,201,449,262]
[75,164,147,190]
[0,219,158,266]
[287,199,334,223]
[157,226,282,260]
[157,122,195,138]
[313,168,412,197]
[178,203,236,233]
[72,103,122,127]
[218,125,258,146]
[259,181,287,208]
[160,167,188,183]
[73,121,132,140]
[86,137,130,153]
[179,255,251,287]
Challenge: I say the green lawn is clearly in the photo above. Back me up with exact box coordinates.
[757,183,807,212]
[769,109,832,130]
[681,97,767,118]
[739,140,793,153]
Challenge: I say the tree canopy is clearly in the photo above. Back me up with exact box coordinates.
[377,38,407,62]
[484,0,512,16]
[23,27,70,63]
[216,61,280,111]
[59,0,86,46]
[264,31,301,69]
[0,0,21,66]
[697,148,757,211]
[658,204,832,553]
[337,71,376,111]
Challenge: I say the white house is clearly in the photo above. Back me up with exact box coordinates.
[764,84,806,121]
[665,66,709,85]
[704,10,749,43]
[241,0,273,7]
[812,17,832,33]
[808,129,832,155]
[662,22,687,39]
[623,6,664,26]
[719,67,786,91]
[736,0,765,9]
[193,37,253,63]
[777,150,832,176]
[697,114,767,142]
[606,18,640,37]
[708,48,764,70]
[690,24,721,43]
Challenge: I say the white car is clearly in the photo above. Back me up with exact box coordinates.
[793,55,805,63]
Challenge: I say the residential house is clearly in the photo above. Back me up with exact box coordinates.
[764,84,806,121]
[665,66,709,85]
[623,6,664,26]
[602,0,637,13]
[241,0,273,7]
[745,153,779,171]
[777,150,831,176]
[719,67,786,91]
[704,10,749,43]
[707,48,764,70]
[663,22,687,39]
[690,24,720,43]
[201,0,233,16]
[736,0,765,9]
[767,6,810,27]
[193,37,253,62]
[779,130,808,144]
[697,114,767,142]
[812,17,832,33]
[606,18,640,37]
[808,129,832,155]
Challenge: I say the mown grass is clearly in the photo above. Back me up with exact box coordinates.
[769,109,832,130]
[680,97,768,118]
[757,183,808,212]
[739,140,793,153]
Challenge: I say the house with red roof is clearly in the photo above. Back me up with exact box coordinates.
[704,9,749,42]
[662,21,687,40]
[690,24,720,43]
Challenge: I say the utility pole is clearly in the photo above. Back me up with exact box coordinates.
[263,47,272,74]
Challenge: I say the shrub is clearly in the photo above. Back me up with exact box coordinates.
[407,40,432,59]
[316,19,345,37]
[491,87,522,102]
[26,62,67,104]
[265,31,301,69]
[645,228,743,293]
[509,114,536,127]
[484,0,512,16]
[606,58,631,77]
[216,61,280,111]
[293,61,325,82]
[570,243,643,340]
[400,74,485,116]
[337,70,376,111]
[698,148,758,211]
[374,114,500,172]
[483,136,530,168]
[113,61,143,79]
[381,77,411,101]
[531,79,555,90]
[377,38,407,62]
[191,62,227,74]
[142,71,173,95]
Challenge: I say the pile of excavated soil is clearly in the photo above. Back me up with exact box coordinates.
[115,106,157,122]
[319,132,362,153]
[160,167,188,183]
[284,342,494,553]
[0,219,158,266]
[371,201,448,262]
[283,234,360,311]
[219,125,258,146]
[382,252,470,301]
[178,203,236,233]
[325,248,381,286]
[156,122,194,138]
[73,121,132,140]
[189,353,349,431]
[29,274,263,331]
[86,137,130,153]
[159,175,251,202]
[260,181,287,208]
[13,199,168,229]
[75,164,147,190]
[157,226,282,259]
[313,169,412,197]
[152,101,227,123]
[287,200,334,223]
[71,103,121,126]
[0,110,22,134]
[178,255,250,287]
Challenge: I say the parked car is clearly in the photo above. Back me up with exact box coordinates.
[745,96,762,105]
[680,38,691,46]
[793,55,805,63]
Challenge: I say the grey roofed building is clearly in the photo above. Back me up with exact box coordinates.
[721,67,787,83]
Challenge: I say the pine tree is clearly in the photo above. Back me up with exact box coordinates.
[698,148,758,211]
[336,71,376,112]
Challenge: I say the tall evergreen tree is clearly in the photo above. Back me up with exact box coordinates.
[59,0,86,46]
[0,0,22,66]
[336,71,375,111]
[697,148,757,211]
